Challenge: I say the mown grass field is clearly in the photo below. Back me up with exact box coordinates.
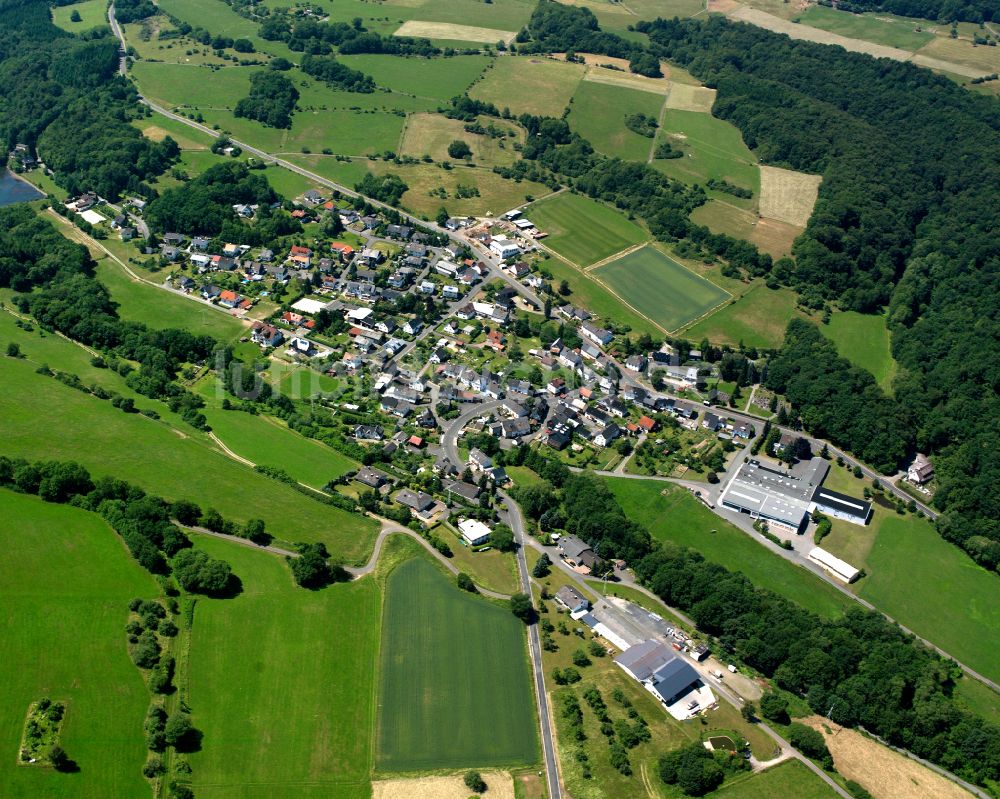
[399,113,522,167]
[339,54,490,101]
[95,261,248,341]
[606,479,853,619]
[792,5,934,51]
[51,0,108,31]
[821,310,897,392]
[377,557,538,771]
[188,537,378,798]
[714,760,838,798]
[0,356,377,559]
[654,109,760,205]
[133,114,215,152]
[0,490,156,799]
[192,376,357,487]
[469,56,585,117]
[567,80,664,162]
[527,192,648,267]
[689,198,802,259]
[593,245,731,331]
[683,283,804,349]
[155,0,298,59]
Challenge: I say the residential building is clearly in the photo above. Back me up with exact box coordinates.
[458,518,492,546]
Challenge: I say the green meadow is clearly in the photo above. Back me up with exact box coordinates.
[567,80,665,162]
[793,5,934,51]
[683,284,804,349]
[821,310,897,392]
[527,192,648,267]
[0,356,377,559]
[0,490,156,799]
[51,0,108,31]
[187,537,378,798]
[339,54,491,101]
[377,557,539,771]
[654,109,760,203]
[470,56,585,117]
[714,760,838,798]
[593,245,731,331]
[95,261,248,342]
[605,479,853,619]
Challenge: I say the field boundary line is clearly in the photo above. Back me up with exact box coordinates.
[648,82,674,163]
[583,241,648,272]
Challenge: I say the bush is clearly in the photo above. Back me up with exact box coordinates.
[464,770,487,793]
[788,723,833,768]
[759,691,789,724]
[171,549,233,595]
[457,572,477,592]
[510,592,534,623]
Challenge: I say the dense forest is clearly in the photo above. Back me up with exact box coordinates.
[0,0,178,199]
[233,71,299,128]
[823,0,999,23]
[300,53,376,93]
[515,464,1000,790]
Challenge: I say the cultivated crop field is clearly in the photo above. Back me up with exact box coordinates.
[606,479,854,618]
[567,80,665,162]
[0,490,156,799]
[469,56,585,117]
[188,537,378,799]
[759,165,822,227]
[654,109,760,204]
[526,192,648,266]
[593,245,732,331]
[377,557,538,771]
[0,357,377,558]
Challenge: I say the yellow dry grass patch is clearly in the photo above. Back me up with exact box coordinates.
[373,771,517,799]
[759,164,821,227]
[139,125,173,143]
[801,717,972,799]
[665,82,717,112]
[399,112,521,166]
[556,52,672,93]
[394,20,516,43]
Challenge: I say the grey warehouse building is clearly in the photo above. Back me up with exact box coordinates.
[720,458,830,533]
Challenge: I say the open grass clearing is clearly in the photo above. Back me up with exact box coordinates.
[0,490,156,799]
[915,32,1000,73]
[759,165,821,227]
[339,54,490,101]
[606,479,853,618]
[154,0,297,59]
[665,82,717,112]
[683,282,804,349]
[690,199,802,258]
[374,771,516,799]
[124,16,244,67]
[469,56,585,117]
[187,535,378,798]
[527,192,648,267]
[436,523,521,595]
[292,0,536,35]
[400,112,522,166]
[95,260,247,341]
[953,676,1000,727]
[0,356,377,558]
[801,716,968,799]
[393,20,516,43]
[51,0,108,31]
[792,5,934,51]
[377,556,538,771]
[624,0,705,19]
[133,115,214,151]
[821,310,897,392]
[593,244,731,331]
[713,759,838,798]
[654,109,760,203]
[567,80,665,162]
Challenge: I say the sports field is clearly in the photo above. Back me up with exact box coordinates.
[792,6,934,51]
[95,261,247,341]
[593,245,731,331]
[0,356,377,558]
[338,54,490,102]
[377,557,538,771]
[654,109,760,204]
[605,479,853,619]
[821,310,897,392]
[0,490,156,799]
[188,537,378,798]
[469,56,585,117]
[527,192,648,267]
[683,283,803,349]
[51,0,108,31]
[567,80,665,162]
[714,760,837,798]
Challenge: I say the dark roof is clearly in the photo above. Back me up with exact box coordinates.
[811,486,872,521]
[615,640,673,681]
[649,657,701,705]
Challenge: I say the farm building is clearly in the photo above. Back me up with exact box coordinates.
[615,640,715,720]
[808,546,860,583]
[720,458,829,533]
[458,518,492,546]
